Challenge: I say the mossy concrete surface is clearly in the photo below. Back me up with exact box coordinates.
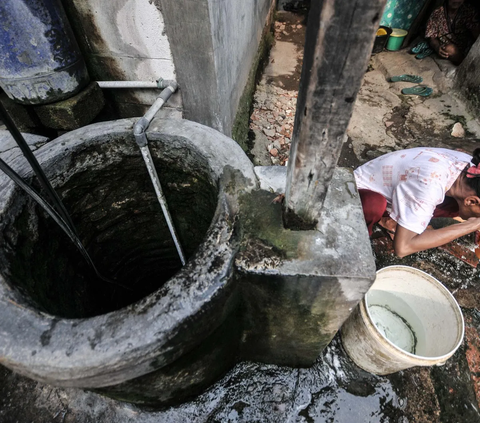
[236,166,375,367]
[0,164,379,422]
[231,5,276,151]
[0,112,377,415]
[0,118,256,407]
[0,93,42,134]
[33,82,105,130]
[454,39,480,117]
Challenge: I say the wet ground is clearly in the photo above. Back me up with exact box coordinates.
[246,3,480,422]
[2,3,480,423]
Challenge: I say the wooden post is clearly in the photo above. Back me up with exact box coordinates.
[283,0,387,229]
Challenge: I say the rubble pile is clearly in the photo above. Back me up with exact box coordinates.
[250,86,296,166]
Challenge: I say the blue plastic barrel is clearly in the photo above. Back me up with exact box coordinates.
[0,0,89,105]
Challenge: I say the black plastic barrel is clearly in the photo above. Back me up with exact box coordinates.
[372,26,392,54]
[0,0,89,105]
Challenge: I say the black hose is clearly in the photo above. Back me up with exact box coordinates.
[0,102,78,236]
[0,106,133,292]
[0,157,133,291]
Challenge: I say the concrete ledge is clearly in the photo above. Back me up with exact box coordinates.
[0,119,375,406]
[238,166,376,366]
[0,93,41,133]
[0,130,49,171]
[0,118,256,408]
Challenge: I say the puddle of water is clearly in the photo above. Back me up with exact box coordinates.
[296,338,406,422]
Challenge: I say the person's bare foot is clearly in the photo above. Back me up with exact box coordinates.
[378,216,397,240]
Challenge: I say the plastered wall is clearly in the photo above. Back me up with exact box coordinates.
[64,0,179,117]
[208,0,273,135]
[64,0,274,135]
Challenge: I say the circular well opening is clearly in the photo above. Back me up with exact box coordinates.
[0,136,218,318]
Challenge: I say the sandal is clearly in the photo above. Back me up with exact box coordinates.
[409,41,429,55]
[415,48,434,59]
[390,74,423,83]
[401,85,433,97]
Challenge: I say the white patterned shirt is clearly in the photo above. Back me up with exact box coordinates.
[354,148,471,234]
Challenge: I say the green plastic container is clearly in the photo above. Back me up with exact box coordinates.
[386,28,408,51]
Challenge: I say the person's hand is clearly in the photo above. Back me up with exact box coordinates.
[439,43,461,60]
[378,216,397,240]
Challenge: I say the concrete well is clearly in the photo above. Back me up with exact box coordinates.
[0,117,376,408]
[0,118,257,407]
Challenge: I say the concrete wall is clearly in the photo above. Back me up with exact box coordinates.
[455,38,480,116]
[208,0,273,135]
[63,0,179,117]
[63,0,274,135]
[159,0,273,135]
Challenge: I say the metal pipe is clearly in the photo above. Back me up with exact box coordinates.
[133,81,186,266]
[96,78,177,90]
[138,145,186,266]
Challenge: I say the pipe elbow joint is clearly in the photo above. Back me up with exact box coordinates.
[157,79,178,91]
[159,84,178,102]
[168,80,178,91]
[134,117,149,147]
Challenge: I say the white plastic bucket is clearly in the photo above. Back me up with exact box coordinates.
[341,265,464,375]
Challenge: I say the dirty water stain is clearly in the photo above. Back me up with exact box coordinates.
[40,318,59,346]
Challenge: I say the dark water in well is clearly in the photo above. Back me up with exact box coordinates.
[0,153,217,318]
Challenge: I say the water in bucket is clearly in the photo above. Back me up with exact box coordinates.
[367,289,427,356]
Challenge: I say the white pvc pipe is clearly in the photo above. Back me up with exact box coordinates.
[96,79,177,90]
[97,81,158,89]
[144,96,168,122]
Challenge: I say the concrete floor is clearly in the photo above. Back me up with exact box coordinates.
[2,7,480,423]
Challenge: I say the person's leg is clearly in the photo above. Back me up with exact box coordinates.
[358,189,387,236]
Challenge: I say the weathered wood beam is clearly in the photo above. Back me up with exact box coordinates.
[283,0,387,229]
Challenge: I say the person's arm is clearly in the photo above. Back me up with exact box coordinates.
[393,217,480,257]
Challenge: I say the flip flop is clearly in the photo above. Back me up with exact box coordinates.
[401,85,433,97]
[415,48,433,59]
[390,74,423,83]
[409,41,429,55]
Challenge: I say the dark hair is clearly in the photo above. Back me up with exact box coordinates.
[465,147,480,196]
